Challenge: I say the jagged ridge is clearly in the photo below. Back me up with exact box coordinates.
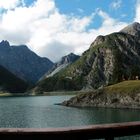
[34,22,140,92]
[0,40,54,83]
[40,53,80,79]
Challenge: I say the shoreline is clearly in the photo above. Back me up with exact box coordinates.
[0,91,80,97]
[61,102,140,109]
[61,81,140,109]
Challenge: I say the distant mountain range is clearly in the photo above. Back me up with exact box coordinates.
[1,22,140,94]
[0,40,80,93]
[34,22,140,92]
[0,40,53,83]
[40,53,80,80]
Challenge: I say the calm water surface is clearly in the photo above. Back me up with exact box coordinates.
[0,95,139,128]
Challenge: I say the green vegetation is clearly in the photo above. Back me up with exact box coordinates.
[36,76,84,92]
[0,92,29,96]
[73,80,140,97]
[35,30,140,92]
[104,80,140,95]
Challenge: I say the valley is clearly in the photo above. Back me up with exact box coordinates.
[1,22,140,109]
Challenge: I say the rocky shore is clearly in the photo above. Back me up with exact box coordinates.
[62,81,140,109]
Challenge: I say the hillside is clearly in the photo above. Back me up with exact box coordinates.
[62,80,140,108]
[0,65,28,93]
[34,22,140,92]
[0,40,54,83]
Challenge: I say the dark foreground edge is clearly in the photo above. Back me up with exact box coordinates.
[0,121,140,140]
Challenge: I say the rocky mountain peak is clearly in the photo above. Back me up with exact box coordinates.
[34,22,140,92]
[67,53,76,57]
[120,22,140,36]
[0,40,10,47]
[0,40,54,83]
[91,35,105,47]
[54,53,80,71]
[40,53,80,79]
[60,53,79,64]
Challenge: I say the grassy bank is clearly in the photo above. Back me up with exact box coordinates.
[104,80,140,95]
[0,91,80,97]
[0,92,29,97]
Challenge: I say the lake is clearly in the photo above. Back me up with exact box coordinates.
[0,95,139,128]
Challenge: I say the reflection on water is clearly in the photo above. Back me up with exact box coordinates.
[0,96,139,128]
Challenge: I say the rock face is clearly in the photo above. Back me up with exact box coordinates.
[0,40,54,83]
[62,81,140,109]
[34,22,140,92]
[0,65,28,93]
[56,53,80,66]
[62,90,140,109]
[120,22,140,37]
[40,53,80,79]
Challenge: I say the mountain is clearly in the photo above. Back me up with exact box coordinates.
[120,22,140,37]
[40,53,80,79]
[0,65,28,93]
[34,22,140,92]
[0,40,54,83]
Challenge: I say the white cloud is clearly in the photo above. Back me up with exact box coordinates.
[74,9,127,55]
[96,10,127,33]
[134,0,140,22]
[110,0,122,10]
[0,0,21,9]
[0,0,95,61]
[0,0,56,44]
[0,0,128,62]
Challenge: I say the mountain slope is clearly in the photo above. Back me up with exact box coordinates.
[34,22,140,92]
[0,65,28,93]
[0,40,54,83]
[41,53,80,79]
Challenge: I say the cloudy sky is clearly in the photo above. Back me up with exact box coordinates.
[0,0,139,62]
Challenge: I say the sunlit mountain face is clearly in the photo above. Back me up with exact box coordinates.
[34,22,140,92]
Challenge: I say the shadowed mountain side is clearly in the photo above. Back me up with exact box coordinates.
[0,65,28,93]
[0,40,54,83]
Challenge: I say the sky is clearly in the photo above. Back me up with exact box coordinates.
[0,0,139,62]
